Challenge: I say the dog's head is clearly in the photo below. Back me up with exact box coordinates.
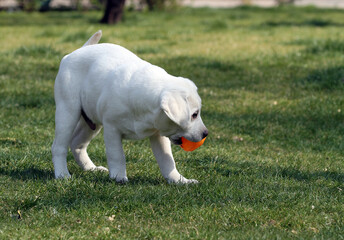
[156,77,208,145]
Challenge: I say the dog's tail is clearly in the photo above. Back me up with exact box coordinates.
[82,30,102,47]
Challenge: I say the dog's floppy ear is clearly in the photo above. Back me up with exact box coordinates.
[160,91,189,128]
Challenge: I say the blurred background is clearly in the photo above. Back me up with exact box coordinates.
[1,1,344,24]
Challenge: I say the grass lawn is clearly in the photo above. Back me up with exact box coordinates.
[0,6,344,239]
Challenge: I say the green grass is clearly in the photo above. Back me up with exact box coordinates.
[0,6,344,239]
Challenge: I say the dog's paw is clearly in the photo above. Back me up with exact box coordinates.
[91,166,109,172]
[116,176,129,184]
[55,171,71,179]
[167,176,199,184]
[111,176,128,184]
[109,172,128,184]
[184,179,199,184]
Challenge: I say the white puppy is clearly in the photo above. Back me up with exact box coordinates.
[52,31,208,184]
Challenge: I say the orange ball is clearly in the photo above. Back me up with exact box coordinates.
[180,137,206,152]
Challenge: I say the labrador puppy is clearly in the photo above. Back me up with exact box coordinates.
[52,31,208,184]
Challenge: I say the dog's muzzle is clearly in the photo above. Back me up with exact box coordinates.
[171,137,182,145]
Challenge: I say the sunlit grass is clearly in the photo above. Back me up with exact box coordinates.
[0,6,343,239]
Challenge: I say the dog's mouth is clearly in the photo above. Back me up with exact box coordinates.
[171,137,182,145]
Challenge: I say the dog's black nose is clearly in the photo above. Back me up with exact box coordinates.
[202,130,209,139]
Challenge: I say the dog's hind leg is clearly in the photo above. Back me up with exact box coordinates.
[103,123,128,183]
[52,103,81,179]
[70,117,108,172]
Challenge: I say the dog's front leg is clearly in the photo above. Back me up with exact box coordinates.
[103,124,128,183]
[150,133,198,184]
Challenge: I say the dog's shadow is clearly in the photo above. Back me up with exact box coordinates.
[0,166,164,185]
[0,167,53,181]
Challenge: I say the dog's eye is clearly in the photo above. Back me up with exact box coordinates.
[191,111,199,120]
